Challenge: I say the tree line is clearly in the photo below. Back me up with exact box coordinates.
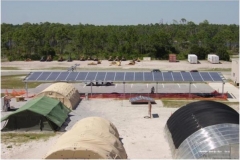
[1,19,239,61]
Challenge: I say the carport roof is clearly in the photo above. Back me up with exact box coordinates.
[23,71,225,83]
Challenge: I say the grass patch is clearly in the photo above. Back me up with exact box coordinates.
[221,102,239,106]
[1,75,42,89]
[1,67,19,70]
[1,132,57,145]
[162,99,239,108]
[162,99,197,108]
[35,67,69,70]
[198,68,231,71]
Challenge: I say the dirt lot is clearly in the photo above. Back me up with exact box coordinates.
[1,60,231,71]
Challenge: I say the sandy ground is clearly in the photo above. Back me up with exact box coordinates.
[1,60,237,159]
[1,132,62,159]
[1,99,178,159]
[1,60,231,71]
[1,98,238,159]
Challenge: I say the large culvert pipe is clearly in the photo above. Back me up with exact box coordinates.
[165,101,239,159]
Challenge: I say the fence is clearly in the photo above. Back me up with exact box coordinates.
[80,92,228,100]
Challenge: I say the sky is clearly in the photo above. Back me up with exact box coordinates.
[1,0,239,25]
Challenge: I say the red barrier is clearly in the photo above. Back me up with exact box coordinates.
[81,93,228,100]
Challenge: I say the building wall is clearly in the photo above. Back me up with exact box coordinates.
[231,58,239,85]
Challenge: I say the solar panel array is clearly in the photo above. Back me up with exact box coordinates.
[23,71,224,83]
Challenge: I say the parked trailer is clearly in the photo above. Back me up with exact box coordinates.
[208,54,219,64]
[188,54,198,64]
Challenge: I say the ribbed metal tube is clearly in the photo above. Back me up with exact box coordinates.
[166,123,239,159]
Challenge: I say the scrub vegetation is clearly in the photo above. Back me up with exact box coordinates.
[1,75,42,88]
[1,132,57,145]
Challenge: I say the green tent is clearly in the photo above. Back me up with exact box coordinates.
[1,96,71,131]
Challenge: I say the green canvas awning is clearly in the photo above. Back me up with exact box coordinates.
[1,96,71,128]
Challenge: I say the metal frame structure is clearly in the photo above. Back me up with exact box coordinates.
[23,71,226,98]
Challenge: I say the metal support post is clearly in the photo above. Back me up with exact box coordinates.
[222,82,225,97]
[25,82,28,98]
[156,82,158,94]
[189,82,192,98]
[91,81,93,98]
[123,82,125,98]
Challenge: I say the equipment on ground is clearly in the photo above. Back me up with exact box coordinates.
[79,56,85,61]
[46,55,52,61]
[108,56,113,61]
[110,61,121,66]
[58,56,64,62]
[128,60,135,65]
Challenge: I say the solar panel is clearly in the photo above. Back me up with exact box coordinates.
[75,72,88,81]
[37,72,51,81]
[200,72,213,81]
[55,72,69,81]
[153,72,163,81]
[115,72,124,81]
[24,71,224,83]
[95,72,106,81]
[85,72,97,81]
[135,72,144,81]
[65,72,79,81]
[209,72,223,81]
[144,72,154,81]
[105,72,115,81]
[172,72,183,81]
[26,72,42,81]
[125,72,134,81]
[181,72,193,81]
[163,72,173,81]
[47,72,61,81]
[190,72,203,81]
